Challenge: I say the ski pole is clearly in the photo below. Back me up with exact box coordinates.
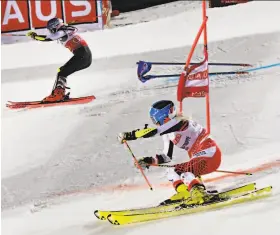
[123,141,153,190]
[215,170,252,176]
[1,33,26,37]
[151,164,252,176]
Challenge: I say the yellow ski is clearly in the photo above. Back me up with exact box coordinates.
[107,186,272,225]
[94,183,256,220]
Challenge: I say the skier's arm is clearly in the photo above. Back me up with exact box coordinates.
[26,31,52,42]
[118,124,157,143]
[134,119,187,138]
[155,135,173,164]
[137,130,174,164]
[34,35,53,42]
[134,136,173,168]
[26,26,75,42]
[157,118,188,135]
[118,119,187,143]
[46,26,77,40]
[129,120,182,139]
[135,127,158,138]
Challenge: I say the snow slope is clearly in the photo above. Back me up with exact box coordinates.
[110,0,202,27]
[2,1,280,70]
[2,1,280,235]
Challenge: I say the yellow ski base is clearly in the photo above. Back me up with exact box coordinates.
[107,186,272,225]
[94,183,256,220]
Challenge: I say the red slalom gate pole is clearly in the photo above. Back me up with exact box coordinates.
[123,141,153,190]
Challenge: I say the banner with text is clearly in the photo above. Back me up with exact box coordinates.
[1,0,104,37]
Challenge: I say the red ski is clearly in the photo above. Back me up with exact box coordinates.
[6,95,95,110]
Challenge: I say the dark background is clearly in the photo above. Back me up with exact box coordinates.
[209,0,252,8]
[111,0,179,12]
[110,0,253,12]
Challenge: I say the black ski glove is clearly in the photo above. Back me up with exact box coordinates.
[135,156,155,169]
[118,124,149,143]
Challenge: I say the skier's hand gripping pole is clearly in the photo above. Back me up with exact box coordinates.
[123,141,153,191]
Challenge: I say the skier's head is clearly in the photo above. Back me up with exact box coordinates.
[47,17,64,34]
[149,100,176,126]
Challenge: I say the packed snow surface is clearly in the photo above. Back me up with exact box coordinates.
[2,1,280,235]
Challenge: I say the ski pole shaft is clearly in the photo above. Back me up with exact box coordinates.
[123,141,153,190]
[209,63,252,67]
[2,33,26,37]
[215,170,252,176]
[150,164,173,168]
[151,164,252,176]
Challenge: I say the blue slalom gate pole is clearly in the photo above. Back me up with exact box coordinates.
[164,62,280,82]
[136,61,252,67]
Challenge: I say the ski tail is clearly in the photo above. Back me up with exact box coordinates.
[6,95,95,109]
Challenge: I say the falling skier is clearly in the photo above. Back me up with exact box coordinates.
[26,17,92,103]
[118,100,222,204]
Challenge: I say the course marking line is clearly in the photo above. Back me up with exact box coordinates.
[51,159,280,198]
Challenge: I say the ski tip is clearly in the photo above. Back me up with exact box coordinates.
[93,210,100,219]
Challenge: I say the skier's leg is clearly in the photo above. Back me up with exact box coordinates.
[175,138,221,187]
[42,74,68,103]
[43,47,92,102]
[174,138,222,203]
[159,168,191,205]
[42,55,77,102]
[58,46,92,79]
[167,168,185,192]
